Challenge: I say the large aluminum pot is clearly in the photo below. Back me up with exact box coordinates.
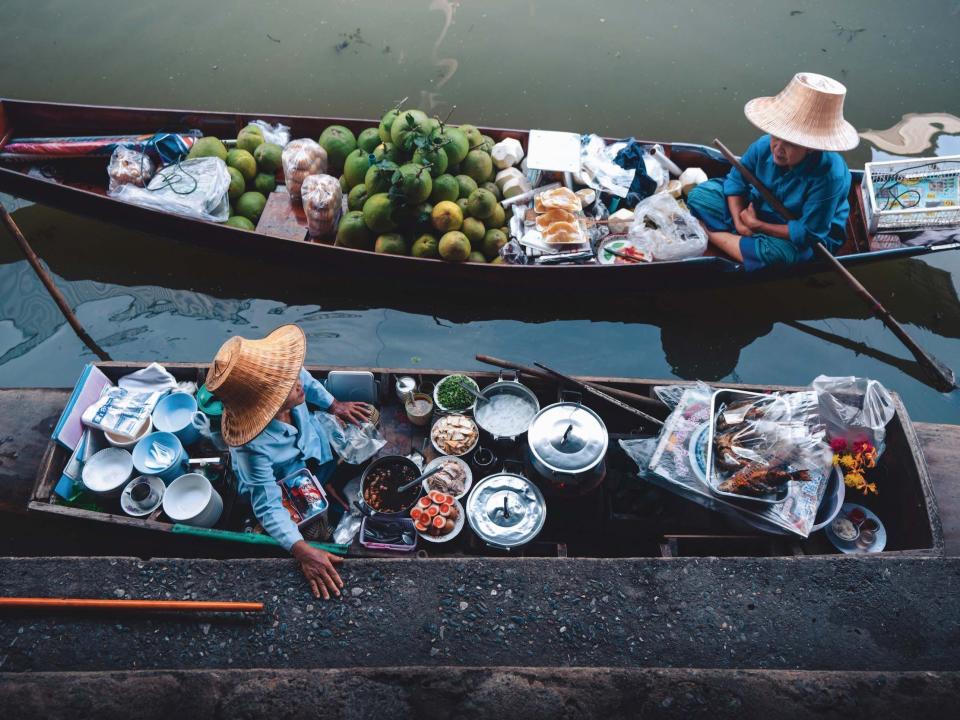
[473,371,540,446]
[526,393,608,494]
[466,469,546,550]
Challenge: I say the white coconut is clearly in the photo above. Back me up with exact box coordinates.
[679,167,709,196]
[491,137,525,170]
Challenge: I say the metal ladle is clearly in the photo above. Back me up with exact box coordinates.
[456,378,488,405]
[397,464,446,493]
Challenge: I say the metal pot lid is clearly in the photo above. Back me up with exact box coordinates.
[528,402,608,473]
[466,473,546,548]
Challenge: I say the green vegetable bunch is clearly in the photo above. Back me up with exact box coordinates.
[436,375,476,411]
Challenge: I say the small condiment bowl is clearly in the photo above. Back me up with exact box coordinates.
[405,392,434,427]
[105,415,153,449]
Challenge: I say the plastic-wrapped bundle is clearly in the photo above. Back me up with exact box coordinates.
[107,146,155,195]
[627,192,707,261]
[282,139,328,200]
[111,157,231,222]
[301,174,342,238]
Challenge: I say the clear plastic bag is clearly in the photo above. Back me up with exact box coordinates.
[282,139,328,201]
[628,192,707,261]
[111,157,231,222]
[301,174,343,238]
[107,146,155,195]
[811,375,896,455]
[577,134,636,198]
[314,412,386,465]
[249,119,291,147]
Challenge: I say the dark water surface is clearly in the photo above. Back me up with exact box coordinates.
[1,0,959,422]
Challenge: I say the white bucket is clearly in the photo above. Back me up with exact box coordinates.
[162,473,223,527]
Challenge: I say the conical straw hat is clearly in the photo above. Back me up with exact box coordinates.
[205,324,306,447]
[744,72,859,152]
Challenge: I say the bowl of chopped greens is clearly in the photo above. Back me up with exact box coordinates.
[434,374,480,414]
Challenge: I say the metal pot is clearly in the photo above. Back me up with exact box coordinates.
[358,455,423,518]
[526,392,608,495]
[473,371,540,446]
[466,468,547,550]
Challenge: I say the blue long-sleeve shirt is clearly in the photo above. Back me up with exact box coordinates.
[229,368,336,551]
[722,135,850,251]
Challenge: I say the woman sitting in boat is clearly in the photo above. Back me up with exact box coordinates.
[205,324,370,600]
[687,72,859,270]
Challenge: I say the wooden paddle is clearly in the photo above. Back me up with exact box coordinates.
[0,597,263,612]
[713,139,956,392]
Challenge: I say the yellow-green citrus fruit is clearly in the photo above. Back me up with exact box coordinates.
[462,149,493,184]
[362,192,397,233]
[188,136,227,161]
[319,125,358,173]
[344,148,372,188]
[482,228,509,260]
[468,251,487,263]
[357,127,382,154]
[455,174,478,199]
[227,167,245,200]
[235,191,267,224]
[467,188,497,220]
[439,231,471,262]
[411,234,440,258]
[253,172,277,196]
[347,184,369,212]
[253,142,283,173]
[431,200,464,232]
[375,233,408,255]
[226,149,257,182]
[461,217,486,245]
[225,215,255,230]
[430,174,459,203]
[336,210,374,250]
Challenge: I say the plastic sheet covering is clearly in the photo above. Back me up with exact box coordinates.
[812,375,896,455]
[578,134,635,198]
[111,157,231,222]
[628,192,707,261]
[314,412,386,465]
[249,120,291,147]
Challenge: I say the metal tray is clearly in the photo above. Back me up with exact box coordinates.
[706,389,790,505]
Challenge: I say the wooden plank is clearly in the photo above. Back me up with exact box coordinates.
[914,421,960,555]
[256,190,308,242]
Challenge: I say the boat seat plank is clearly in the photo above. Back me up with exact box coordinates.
[255,190,308,242]
[913,422,960,554]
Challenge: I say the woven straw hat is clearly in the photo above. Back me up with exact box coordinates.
[744,72,859,152]
[206,324,306,447]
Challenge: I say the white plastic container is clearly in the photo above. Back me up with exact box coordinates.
[163,473,223,527]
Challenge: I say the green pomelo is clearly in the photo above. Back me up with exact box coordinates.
[491,256,506,265]
[456,198,470,215]
[357,127,382,154]
[390,109,429,151]
[319,125,358,172]
[187,136,227,161]
[339,175,349,193]
[468,251,487,263]
[254,172,277,196]
[235,130,263,154]
[480,134,496,153]
[241,123,264,137]
[455,174,478,199]
[226,149,257,182]
[482,228,509,260]
[235,192,267,224]
[362,193,397,233]
[378,108,400,143]
[439,231,471,262]
[481,181,501,201]
[411,233,440,259]
[253,142,283,174]
[227,167,245,200]
[413,146,448,177]
[398,163,433,203]
[347,184,369,212]
[225,215,255,231]
[431,200,463,233]
[336,211,374,250]
[375,233,408,255]
[461,217,486,245]
[365,160,399,194]
[373,143,400,163]
[344,148,372,188]
[487,202,506,228]
[467,188,497,220]
[430,174,459,203]
[442,128,469,165]
[458,124,483,148]
[462,149,493,184]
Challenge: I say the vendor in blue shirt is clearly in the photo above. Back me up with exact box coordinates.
[206,324,369,600]
[687,72,859,270]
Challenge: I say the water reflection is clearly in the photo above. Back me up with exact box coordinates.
[862,113,960,155]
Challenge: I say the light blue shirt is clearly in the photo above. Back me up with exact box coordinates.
[722,134,850,252]
[230,368,336,551]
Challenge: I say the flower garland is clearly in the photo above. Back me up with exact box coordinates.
[830,438,879,495]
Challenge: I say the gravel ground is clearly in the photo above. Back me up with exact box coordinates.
[0,556,958,672]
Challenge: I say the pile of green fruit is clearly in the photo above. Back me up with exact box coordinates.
[332,105,510,263]
[186,125,284,230]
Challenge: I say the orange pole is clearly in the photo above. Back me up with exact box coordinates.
[0,597,263,612]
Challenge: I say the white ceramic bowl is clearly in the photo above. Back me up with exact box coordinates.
[430,415,480,458]
[120,475,166,517]
[433,375,479,414]
[422,455,473,501]
[81,448,134,497]
[416,499,465,543]
[162,473,223,527]
[105,416,153,448]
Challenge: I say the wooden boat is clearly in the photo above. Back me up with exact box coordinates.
[2,99,957,293]
[29,361,943,558]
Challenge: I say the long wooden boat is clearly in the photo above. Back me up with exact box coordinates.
[2,99,958,293]
[29,361,942,558]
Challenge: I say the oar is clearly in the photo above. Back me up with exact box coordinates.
[475,354,666,413]
[0,597,263,613]
[713,138,956,392]
[533,362,664,427]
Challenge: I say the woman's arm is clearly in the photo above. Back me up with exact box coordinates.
[231,447,303,550]
[739,204,791,240]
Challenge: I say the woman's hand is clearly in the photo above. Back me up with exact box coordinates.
[330,400,371,426]
[739,204,763,233]
[291,541,344,600]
